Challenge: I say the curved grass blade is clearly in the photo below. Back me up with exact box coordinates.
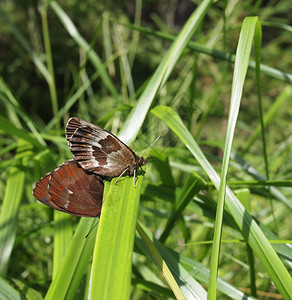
[11,278,43,300]
[151,105,292,298]
[49,1,119,101]
[45,218,97,300]
[119,0,213,144]
[52,212,73,279]
[0,80,45,147]
[117,22,292,83]
[0,142,27,276]
[0,116,43,149]
[136,222,207,300]
[242,86,292,154]
[0,7,50,83]
[208,17,262,297]
[0,277,26,300]
[159,173,206,243]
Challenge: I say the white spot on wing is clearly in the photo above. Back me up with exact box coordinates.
[64,200,69,209]
[92,160,100,167]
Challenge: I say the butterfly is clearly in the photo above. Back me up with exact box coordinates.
[33,117,151,217]
[33,160,103,217]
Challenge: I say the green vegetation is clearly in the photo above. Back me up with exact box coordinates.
[0,1,291,299]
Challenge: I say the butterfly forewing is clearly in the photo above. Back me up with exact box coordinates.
[65,117,148,178]
[33,160,103,217]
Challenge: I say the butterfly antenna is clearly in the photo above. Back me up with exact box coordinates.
[85,220,99,238]
[141,136,162,156]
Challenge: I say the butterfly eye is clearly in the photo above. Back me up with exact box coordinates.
[58,185,64,191]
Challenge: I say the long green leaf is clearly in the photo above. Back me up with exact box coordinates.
[0,116,42,149]
[0,80,45,147]
[45,218,97,300]
[209,17,261,297]
[242,86,292,154]
[151,105,292,299]
[49,1,119,101]
[0,142,28,276]
[52,212,73,279]
[117,22,292,83]
[136,223,207,300]
[159,173,206,243]
[11,278,43,300]
[0,277,25,300]
[0,8,51,83]
[118,0,213,144]
[89,177,142,300]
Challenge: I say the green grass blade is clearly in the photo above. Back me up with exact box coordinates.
[0,79,45,146]
[159,173,206,243]
[45,218,97,300]
[0,116,42,149]
[102,12,116,78]
[0,142,28,276]
[235,189,256,297]
[179,255,257,300]
[208,17,261,297]
[136,223,207,300]
[49,1,119,101]
[11,279,43,300]
[118,0,213,144]
[0,8,50,83]
[149,149,175,186]
[117,22,292,83]
[52,212,73,279]
[151,105,292,298]
[88,177,142,300]
[242,85,292,154]
[0,277,26,300]
[39,5,59,123]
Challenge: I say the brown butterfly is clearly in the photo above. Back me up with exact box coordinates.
[33,160,103,217]
[33,117,155,217]
[65,117,149,188]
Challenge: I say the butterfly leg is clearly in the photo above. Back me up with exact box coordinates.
[115,167,129,185]
[133,169,136,189]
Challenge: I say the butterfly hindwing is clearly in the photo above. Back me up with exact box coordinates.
[33,160,103,217]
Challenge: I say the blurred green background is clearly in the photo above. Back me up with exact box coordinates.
[0,0,291,299]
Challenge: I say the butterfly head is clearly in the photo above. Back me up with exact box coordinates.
[137,155,152,175]
[139,155,150,166]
